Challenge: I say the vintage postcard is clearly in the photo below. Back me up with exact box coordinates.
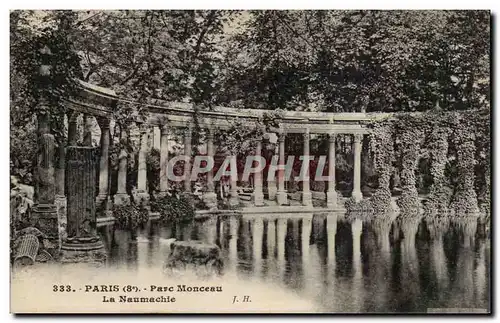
[10,9,491,314]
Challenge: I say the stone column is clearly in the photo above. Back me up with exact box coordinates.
[96,117,111,215]
[253,138,264,206]
[114,125,130,205]
[266,141,278,201]
[61,146,106,264]
[203,127,217,209]
[55,131,67,244]
[228,155,240,207]
[327,133,338,208]
[32,113,58,245]
[67,111,78,146]
[83,114,93,146]
[276,132,288,205]
[134,124,150,205]
[302,129,312,206]
[352,134,363,202]
[159,123,169,196]
[183,126,192,194]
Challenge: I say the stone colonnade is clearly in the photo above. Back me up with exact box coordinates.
[36,109,367,231]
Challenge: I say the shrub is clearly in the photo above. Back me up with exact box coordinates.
[113,202,149,231]
[151,194,195,224]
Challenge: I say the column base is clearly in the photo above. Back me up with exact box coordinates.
[301,191,313,207]
[276,190,288,206]
[326,190,338,208]
[54,195,67,244]
[113,193,130,205]
[352,190,363,203]
[253,190,265,206]
[203,192,218,210]
[60,236,107,266]
[228,191,240,208]
[267,183,277,201]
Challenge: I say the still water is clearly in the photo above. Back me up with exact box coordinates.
[98,213,490,313]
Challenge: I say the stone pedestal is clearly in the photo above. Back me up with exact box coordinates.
[60,146,106,265]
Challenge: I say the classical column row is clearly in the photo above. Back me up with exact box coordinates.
[60,113,365,212]
[252,131,364,207]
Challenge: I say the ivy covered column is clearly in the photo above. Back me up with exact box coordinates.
[203,127,218,209]
[276,132,288,205]
[114,125,130,205]
[352,134,363,202]
[96,116,111,215]
[159,123,169,196]
[326,133,338,208]
[134,124,150,205]
[302,129,312,206]
[83,114,93,146]
[67,110,78,146]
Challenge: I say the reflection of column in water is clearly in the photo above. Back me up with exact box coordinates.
[229,216,239,271]
[292,219,300,248]
[137,220,151,240]
[301,216,312,259]
[427,219,449,290]
[326,214,338,280]
[474,239,487,306]
[267,219,276,259]
[218,216,225,248]
[158,224,173,239]
[252,217,264,275]
[276,218,287,281]
[127,237,138,271]
[399,216,421,307]
[351,218,363,277]
[373,215,394,256]
[453,217,478,307]
[204,217,218,245]
[137,231,150,272]
[351,218,363,312]
[240,219,252,260]
[114,229,132,267]
[371,214,395,311]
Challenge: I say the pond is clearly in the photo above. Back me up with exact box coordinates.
[98,213,491,313]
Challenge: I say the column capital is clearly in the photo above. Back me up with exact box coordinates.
[354,133,363,143]
[160,122,168,134]
[278,132,286,142]
[303,129,310,140]
[96,116,110,130]
[67,110,79,123]
[328,132,336,143]
[206,127,214,140]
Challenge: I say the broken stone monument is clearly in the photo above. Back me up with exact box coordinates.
[60,146,107,265]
